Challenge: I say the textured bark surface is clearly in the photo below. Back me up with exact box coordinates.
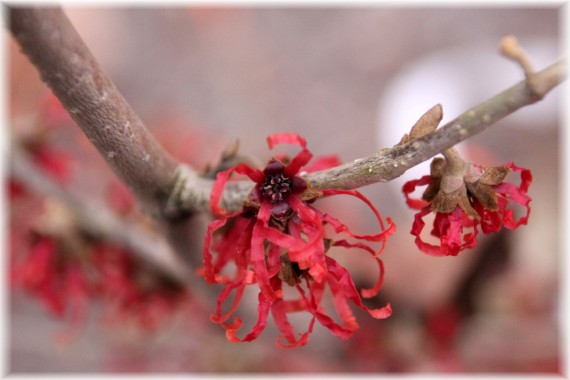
[9,7,180,216]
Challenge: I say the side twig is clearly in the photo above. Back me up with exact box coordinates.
[171,58,566,214]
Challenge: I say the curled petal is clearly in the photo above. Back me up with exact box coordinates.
[211,163,263,215]
[272,299,311,348]
[266,133,313,177]
[252,202,282,301]
[287,196,327,279]
[333,240,386,299]
[474,200,502,233]
[493,182,531,229]
[285,149,313,178]
[212,216,255,275]
[224,292,272,343]
[475,162,532,232]
[210,278,246,324]
[326,257,391,319]
[495,182,532,206]
[271,279,314,349]
[412,207,478,256]
[402,175,432,210]
[499,197,530,230]
[302,155,342,173]
[300,278,355,339]
[319,189,396,257]
[504,162,532,193]
[267,133,307,150]
[478,194,530,232]
[305,257,391,340]
[202,212,242,283]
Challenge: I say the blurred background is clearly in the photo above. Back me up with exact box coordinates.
[6,5,565,374]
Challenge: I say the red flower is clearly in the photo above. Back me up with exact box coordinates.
[11,232,189,338]
[31,145,73,184]
[403,160,532,256]
[203,133,396,348]
[11,235,90,343]
[12,236,67,316]
[92,244,189,332]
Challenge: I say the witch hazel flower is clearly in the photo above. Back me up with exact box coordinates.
[10,199,189,342]
[202,133,396,348]
[402,148,532,256]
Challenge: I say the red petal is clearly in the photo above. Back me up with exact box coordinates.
[326,257,390,320]
[474,162,532,233]
[494,182,532,206]
[319,189,396,258]
[251,202,282,301]
[224,291,272,342]
[411,207,478,256]
[212,216,255,274]
[302,155,342,173]
[284,149,313,177]
[210,163,263,215]
[210,279,246,324]
[402,175,432,210]
[33,147,72,184]
[302,280,355,339]
[202,213,241,283]
[265,133,313,177]
[266,243,281,278]
[266,133,307,150]
[326,264,359,331]
[504,161,533,193]
[333,240,385,298]
[474,201,503,233]
[287,196,328,281]
[270,279,314,348]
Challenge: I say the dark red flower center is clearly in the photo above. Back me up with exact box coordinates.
[262,173,291,202]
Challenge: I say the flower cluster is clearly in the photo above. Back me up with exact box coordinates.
[202,133,396,348]
[11,227,189,342]
[403,155,532,256]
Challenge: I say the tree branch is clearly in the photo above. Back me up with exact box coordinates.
[170,58,566,214]
[306,59,566,188]
[8,6,181,217]
[7,6,566,221]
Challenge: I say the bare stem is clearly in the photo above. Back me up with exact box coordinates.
[171,58,566,214]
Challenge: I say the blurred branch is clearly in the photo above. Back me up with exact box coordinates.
[10,146,194,284]
[8,6,181,217]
